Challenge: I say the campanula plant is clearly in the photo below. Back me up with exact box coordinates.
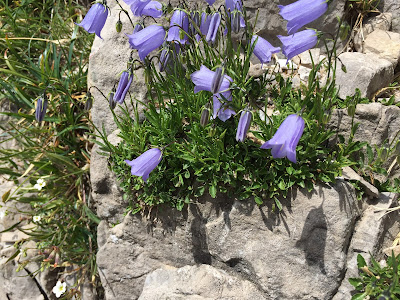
[76,1,109,39]
[93,0,364,211]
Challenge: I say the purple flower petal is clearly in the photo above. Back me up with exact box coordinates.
[260,114,305,163]
[127,25,166,61]
[213,92,235,122]
[206,13,221,43]
[278,29,318,60]
[167,10,189,45]
[200,13,211,36]
[205,0,216,4]
[191,65,232,94]
[251,35,281,65]
[114,71,133,104]
[76,3,108,39]
[278,0,328,35]
[236,110,252,142]
[142,1,163,18]
[125,148,162,183]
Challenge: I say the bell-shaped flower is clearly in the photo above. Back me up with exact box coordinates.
[76,2,109,39]
[124,0,162,18]
[206,13,221,43]
[236,110,252,142]
[278,29,318,60]
[225,0,245,32]
[251,35,281,66]
[190,65,235,121]
[114,71,133,104]
[200,13,211,36]
[127,24,166,61]
[125,148,162,182]
[278,0,328,35]
[167,9,189,45]
[205,0,216,4]
[213,92,236,122]
[35,96,48,122]
[260,114,305,163]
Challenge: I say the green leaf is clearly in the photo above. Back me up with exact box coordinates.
[209,184,216,198]
[351,292,367,300]
[357,254,367,268]
[348,277,362,288]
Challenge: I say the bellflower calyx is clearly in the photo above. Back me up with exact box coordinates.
[128,25,166,61]
[278,29,318,60]
[114,71,133,104]
[251,35,281,66]
[76,2,108,39]
[278,0,328,35]
[260,114,305,163]
[125,148,162,182]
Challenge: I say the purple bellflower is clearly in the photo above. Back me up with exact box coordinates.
[251,35,281,66]
[167,9,189,45]
[127,24,166,61]
[35,96,48,122]
[205,0,216,4]
[125,148,162,182]
[206,13,221,43]
[200,13,211,36]
[124,0,162,18]
[76,2,108,39]
[236,110,252,142]
[114,71,133,104]
[225,0,245,32]
[260,114,305,163]
[278,29,318,60]
[191,65,236,121]
[278,0,328,35]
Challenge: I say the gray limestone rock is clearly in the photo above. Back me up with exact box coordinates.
[138,264,266,300]
[378,0,400,33]
[96,182,364,300]
[332,192,398,300]
[363,29,400,68]
[335,52,393,99]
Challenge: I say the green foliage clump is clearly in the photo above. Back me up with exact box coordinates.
[349,253,400,300]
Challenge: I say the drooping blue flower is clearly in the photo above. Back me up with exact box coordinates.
[278,29,318,60]
[260,114,305,163]
[76,2,108,39]
[200,13,211,36]
[278,0,328,35]
[127,25,166,61]
[251,35,281,65]
[225,0,245,32]
[205,0,216,4]
[35,96,48,122]
[124,0,162,18]
[206,13,221,43]
[191,65,235,121]
[114,71,133,104]
[236,110,252,142]
[125,148,162,182]
[167,9,189,45]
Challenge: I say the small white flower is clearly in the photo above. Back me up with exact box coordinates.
[52,281,66,298]
[33,216,41,223]
[34,178,46,191]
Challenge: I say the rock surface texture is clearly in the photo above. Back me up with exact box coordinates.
[95,183,398,300]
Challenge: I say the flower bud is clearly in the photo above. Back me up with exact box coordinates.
[133,23,143,34]
[159,48,170,72]
[200,103,211,127]
[339,21,350,41]
[116,20,123,33]
[347,105,355,117]
[84,91,93,111]
[109,91,116,110]
[211,67,224,94]
[35,96,48,122]
[232,11,241,34]
[236,109,252,142]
